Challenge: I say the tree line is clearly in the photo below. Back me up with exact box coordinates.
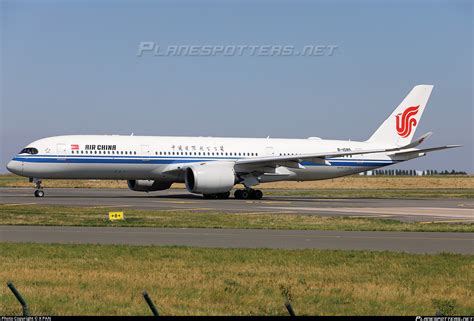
[363,169,468,176]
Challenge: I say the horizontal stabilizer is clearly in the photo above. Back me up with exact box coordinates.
[400,132,433,149]
[389,145,461,156]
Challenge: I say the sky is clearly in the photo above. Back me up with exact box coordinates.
[1,0,472,172]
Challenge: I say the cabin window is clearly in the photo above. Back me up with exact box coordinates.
[19,147,38,155]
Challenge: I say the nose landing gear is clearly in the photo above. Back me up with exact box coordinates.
[31,178,44,197]
[234,188,263,200]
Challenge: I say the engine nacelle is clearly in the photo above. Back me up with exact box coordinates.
[127,180,172,192]
[185,162,236,194]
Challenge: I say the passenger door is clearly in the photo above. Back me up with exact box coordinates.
[141,145,151,161]
[56,143,67,160]
[265,147,274,156]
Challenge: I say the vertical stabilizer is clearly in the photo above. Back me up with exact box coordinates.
[367,85,433,146]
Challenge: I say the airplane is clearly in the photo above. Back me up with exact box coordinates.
[6,85,460,199]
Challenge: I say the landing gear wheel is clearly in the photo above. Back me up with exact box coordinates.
[234,190,243,199]
[32,179,44,197]
[203,192,230,199]
[217,192,230,199]
[240,190,250,199]
[234,189,263,200]
[253,189,263,200]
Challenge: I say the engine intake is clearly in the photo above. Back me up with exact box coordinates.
[127,180,172,192]
[185,162,236,194]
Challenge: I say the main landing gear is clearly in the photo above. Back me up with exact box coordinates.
[234,189,263,200]
[31,178,45,197]
[202,189,264,200]
[203,192,231,199]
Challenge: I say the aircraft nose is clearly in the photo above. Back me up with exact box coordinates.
[6,160,22,175]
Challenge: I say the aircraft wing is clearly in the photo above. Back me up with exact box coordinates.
[235,145,410,169]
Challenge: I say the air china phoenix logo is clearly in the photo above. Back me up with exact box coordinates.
[395,105,420,138]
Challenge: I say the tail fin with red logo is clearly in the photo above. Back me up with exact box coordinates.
[367,85,434,146]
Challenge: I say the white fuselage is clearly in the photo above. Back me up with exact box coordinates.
[7,135,408,184]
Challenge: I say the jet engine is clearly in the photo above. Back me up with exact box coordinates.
[127,180,172,192]
[185,162,236,194]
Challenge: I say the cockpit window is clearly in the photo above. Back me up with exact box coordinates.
[19,147,38,155]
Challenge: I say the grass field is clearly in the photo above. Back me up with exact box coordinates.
[1,204,472,232]
[1,243,472,315]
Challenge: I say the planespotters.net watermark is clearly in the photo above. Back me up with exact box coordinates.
[137,42,338,57]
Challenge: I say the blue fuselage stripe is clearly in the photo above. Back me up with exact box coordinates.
[12,155,396,167]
